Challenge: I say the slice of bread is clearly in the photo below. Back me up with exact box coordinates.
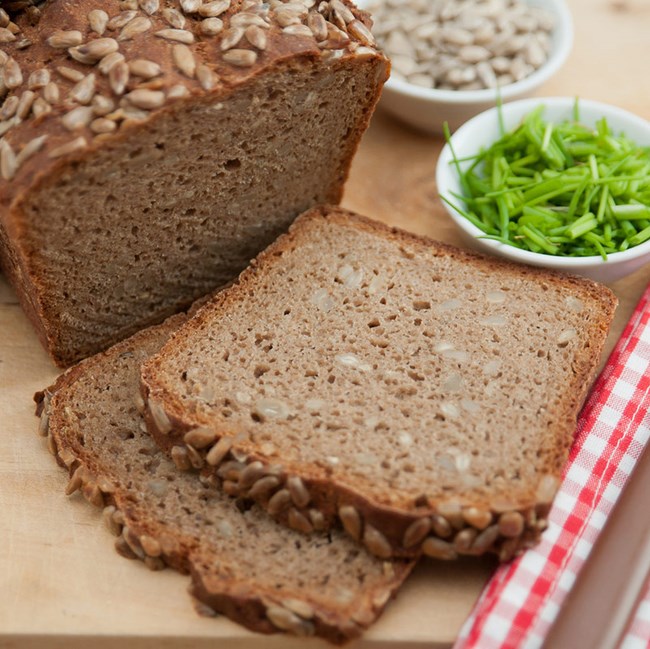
[140,205,617,560]
[35,314,413,644]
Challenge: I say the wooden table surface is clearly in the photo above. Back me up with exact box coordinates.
[2,1,649,647]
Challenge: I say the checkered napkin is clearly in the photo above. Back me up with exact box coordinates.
[454,281,650,649]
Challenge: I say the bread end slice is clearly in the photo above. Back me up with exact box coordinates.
[35,312,413,644]
[141,205,617,561]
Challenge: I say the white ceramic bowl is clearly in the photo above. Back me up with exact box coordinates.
[358,0,573,134]
[436,97,650,284]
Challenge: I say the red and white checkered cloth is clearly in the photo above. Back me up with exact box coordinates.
[455,281,650,649]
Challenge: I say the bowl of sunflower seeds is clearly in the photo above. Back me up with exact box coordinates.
[359,0,573,134]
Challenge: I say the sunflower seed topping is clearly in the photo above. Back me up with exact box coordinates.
[196,64,219,91]
[109,60,129,95]
[88,9,109,35]
[339,505,362,541]
[108,11,138,31]
[267,488,292,514]
[4,58,23,89]
[422,537,458,560]
[0,140,17,181]
[47,30,83,49]
[200,17,224,35]
[48,136,88,158]
[140,0,160,15]
[172,43,196,78]
[92,94,115,116]
[347,19,375,47]
[245,25,267,50]
[222,49,257,67]
[118,16,152,41]
[28,68,50,90]
[205,436,233,466]
[287,475,310,508]
[128,58,162,78]
[283,24,313,37]
[69,38,119,65]
[155,28,195,44]
[287,507,313,533]
[403,517,432,548]
[98,52,126,75]
[0,95,18,120]
[181,0,202,13]
[249,475,280,498]
[363,524,392,558]
[281,598,315,620]
[32,98,51,117]
[126,88,165,109]
[90,117,117,134]
[62,105,94,130]
[220,26,245,51]
[307,11,328,41]
[57,66,85,82]
[69,73,96,105]
[200,1,232,17]
[160,7,185,29]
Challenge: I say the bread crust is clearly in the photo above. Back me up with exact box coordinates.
[35,311,413,645]
[1,1,389,366]
[140,205,618,560]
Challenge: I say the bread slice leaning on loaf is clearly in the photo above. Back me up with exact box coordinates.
[140,205,618,561]
[0,0,387,366]
[35,313,413,645]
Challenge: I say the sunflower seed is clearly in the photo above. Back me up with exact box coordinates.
[330,0,354,23]
[14,90,34,119]
[182,426,216,449]
[168,84,190,99]
[266,605,304,633]
[281,598,315,620]
[69,73,96,105]
[472,524,499,553]
[181,0,202,12]
[172,43,196,78]
[92,94,115,116]
[0,10,8,29]
[307,11,327,41]
[65,465,85,495]
[536,474,558,504]
[200,17,223,35]
[3,58,22,89]
[287,475,310,508]
[267,488,291,514]
[152,10,180,30]
[128,58,162,79]
[363,524,392,558]
[339,505,362,541]
[0,95,18,120]
[170,445,192,470]
[155,28,195,43]
[222,49,257,67]
[140,534,162,557]
[57,66,85,82]
[102,505,122,536]
[88,9,109,35]
[220,26,244,50]
[308,509,325,531]
[200,1,231,17]
[119,16,152,41]
[148,399,171,434]
[0,28,13,43]
[217,459,245,481]
[46,432,58,456]
[453,528,477,552]
[185,444,204,469]
[248,475,280,498]
[462,506,492,530]
[109,60,129,95]
[498,511,525,538]
[62,105,94,130]
[422,537,458,560]
[403,517,431,548]
[0,139,17,180]
[126,88,165,109]
[430,514,453,538]
[283,24,313,37]
[69,38,119,64]
[114,535,138,560]
[245,24,267,49]
[28,68,50,90]
[196,64,218,91]
[47,30,83,49]
[273,7,302,27]
[437,501,465,529]
[238,461,266,488]
[287,508,313,534]
[347,19,374,46]
[107,11,138,30]
[98,52,125,75]
[205,436,233,466]
[32,98,51,117]
[139,0,160,14]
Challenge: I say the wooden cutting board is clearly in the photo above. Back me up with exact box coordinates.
[2,1,649,647]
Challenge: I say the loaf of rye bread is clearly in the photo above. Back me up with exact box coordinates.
[0,0,388,366]
[35,312,413,644]
[140,205,617,561]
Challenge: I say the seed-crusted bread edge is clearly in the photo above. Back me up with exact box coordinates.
[140,204,618,561]
[34,311,413,645]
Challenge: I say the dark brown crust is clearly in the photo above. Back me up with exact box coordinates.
[1,1,389,366]
[34,312,413,645]
[140,205,618,560]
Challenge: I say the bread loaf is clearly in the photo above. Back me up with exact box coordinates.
[0,0,387,366]
[35,312,413,644]
[141,205,617,561]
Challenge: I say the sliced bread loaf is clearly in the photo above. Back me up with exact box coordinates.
[35,313,413,644]
[1,0,387,366]
[140,205,617,560]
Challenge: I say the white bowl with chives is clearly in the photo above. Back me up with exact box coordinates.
[436,97,650,283]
